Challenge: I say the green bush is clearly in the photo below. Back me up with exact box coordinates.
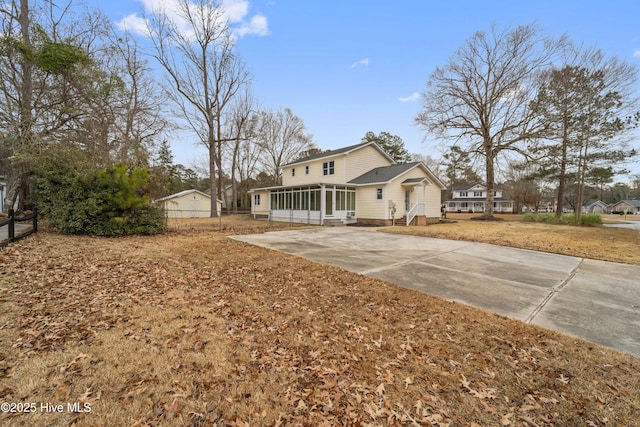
[523,212,602,226]
[32,162,166,236]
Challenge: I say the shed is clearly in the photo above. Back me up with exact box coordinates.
[156,189,222,218]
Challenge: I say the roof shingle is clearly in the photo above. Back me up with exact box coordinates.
[348,162,421,185]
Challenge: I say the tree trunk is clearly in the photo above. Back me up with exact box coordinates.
[209,145,218,218]
[575,140,589,225]
[8,0,34,212]
[556,116,569,217]
[483,150,495,218]
[231,139,240,214]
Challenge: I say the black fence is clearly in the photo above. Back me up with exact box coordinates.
[0,208,38,248]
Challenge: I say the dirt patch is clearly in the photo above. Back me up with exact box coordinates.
[0,218,638,426]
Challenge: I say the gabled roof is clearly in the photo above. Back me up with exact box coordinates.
[612,199,640,207]
[156,189,222,203]
[348,162,446,189]
[284,142,394,167]
[401,177,427,185]
[453,184,504,191]
[583,199,607,208]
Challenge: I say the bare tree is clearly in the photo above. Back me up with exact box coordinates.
[224,87,257,212]
[255,107,315,185]
[415,24,564,218]
[104,28,170,167]
[146,0,251,217]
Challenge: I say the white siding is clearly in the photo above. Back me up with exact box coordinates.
[282,145,391,186]
[251,190,270,217]
[162,192,219,218]
[355,166,442,221]
[355,186,389,220]
[424,184,442,218]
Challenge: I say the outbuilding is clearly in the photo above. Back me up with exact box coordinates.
[156,189,222,218]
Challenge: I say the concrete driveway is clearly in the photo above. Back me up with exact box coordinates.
[604,218,640,231]
[232,227,640,357]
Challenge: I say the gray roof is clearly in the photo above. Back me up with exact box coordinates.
[284,142,393,166]
[583,199,607,207]
[348,162,421,185]
[402,177,426,184]
[614,199,640,207]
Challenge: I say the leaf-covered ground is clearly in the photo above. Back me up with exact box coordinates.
[1,218,639,426]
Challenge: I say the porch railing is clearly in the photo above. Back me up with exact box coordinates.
[406,203,425,226]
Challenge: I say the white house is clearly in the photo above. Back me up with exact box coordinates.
[156,189,222,218]
[249,142,446,226]
[445,184,514,213]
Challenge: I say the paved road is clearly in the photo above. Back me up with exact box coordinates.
[232,227,640,357]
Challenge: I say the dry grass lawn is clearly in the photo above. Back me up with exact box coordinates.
[384,213,640,266]
[0,215,639,426]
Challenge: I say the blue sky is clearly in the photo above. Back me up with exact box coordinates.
[91,0,640,176]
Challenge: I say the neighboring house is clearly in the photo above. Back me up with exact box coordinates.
[156,189,222,218]
[445,184,514,213]
[609,200,640,214]
[249,142,445,226]
[583,199,609,214]
[221,185,234,210]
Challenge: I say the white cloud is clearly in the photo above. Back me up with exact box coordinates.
[116,13,151,36]
[221,0,250,22]
[116,0,269,39]
[350,58,370,69]
[634,50,640,57]
[234,14,269,37]
[397,92,420,102]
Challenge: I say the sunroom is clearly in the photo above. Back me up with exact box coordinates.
[258,184,357,225]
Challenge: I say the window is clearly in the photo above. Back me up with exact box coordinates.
[323,161,335,176]
[254,194,260,206]
[459,191,468,197]
[292,168,295,177]
[474,191,483,197]
[376,188,383,200]
[305,165,309,174]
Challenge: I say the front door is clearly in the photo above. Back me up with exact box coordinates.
[325,188,333,216]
